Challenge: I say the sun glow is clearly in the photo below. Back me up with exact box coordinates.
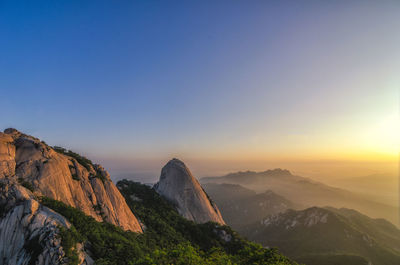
[361,113,400,156]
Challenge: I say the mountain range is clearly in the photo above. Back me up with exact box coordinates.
[240,206,400,265]
[202,183,301,229]
[0,128,295,265]
[201,180,400,265]
[1,128,398,265]
[201,169,398,225]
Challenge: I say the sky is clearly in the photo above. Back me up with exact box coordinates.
[0,0,399,181]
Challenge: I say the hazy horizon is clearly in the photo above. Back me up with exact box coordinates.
[1,2,400,264]
[1,1,399,184]
[96,156,398,182]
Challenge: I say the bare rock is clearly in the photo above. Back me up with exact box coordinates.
[1,129,142,232]
[155,158,225,225]
[0,132,16,178]
[0,179,92,265]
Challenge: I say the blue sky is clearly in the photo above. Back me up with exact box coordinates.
[1,1,399,179]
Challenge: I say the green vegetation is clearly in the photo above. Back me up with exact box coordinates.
[92,171,107,183]
[119,180,295,265]
[18,177,34,192]
[53,146,94,171]
[58,226,81,265]
[241,207,400,265]
[53,146,108,183]
[68,165,80,181]
[93,203,105,219]
[40,181,296,265]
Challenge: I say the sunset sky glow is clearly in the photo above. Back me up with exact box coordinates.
[1,0,399,179]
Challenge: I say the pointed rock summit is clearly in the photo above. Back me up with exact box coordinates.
[155,158,225,225]
[0,128,142,233]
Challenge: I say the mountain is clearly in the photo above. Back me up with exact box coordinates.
[116,180,296,265]
[240,206,400,265]
[0,128,142,232]
[201,169,398,225]
[202,183,300,228]
[154,158,225,224]
[0,129,295,265]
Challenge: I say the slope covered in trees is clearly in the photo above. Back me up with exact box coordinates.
[41,180,296,265]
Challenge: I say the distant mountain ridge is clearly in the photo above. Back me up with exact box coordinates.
[201,169,398,225]
[203,183,300,228]
[240,206,400,265]
[0,129,295,265]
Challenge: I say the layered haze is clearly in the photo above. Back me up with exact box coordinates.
[1,1,398,173]
[0,0,399,224]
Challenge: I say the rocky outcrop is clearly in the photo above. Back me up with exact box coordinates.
[260,207,330,229]
[0,129,142,233]
[0,178,93,265]
[0,132,15,178]
[154,158,225,225]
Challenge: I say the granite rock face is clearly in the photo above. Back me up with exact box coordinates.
[0,178,93,265]
[0,129,142,232]
[155,158,225,225]
[0,132,16,178]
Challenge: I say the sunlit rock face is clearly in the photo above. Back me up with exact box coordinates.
[0,128,142,233]
[0,178,93,265]
[155,158,225,225]
[0,132,16,178]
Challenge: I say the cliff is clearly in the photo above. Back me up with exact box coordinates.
[155,158,225,225]
[0,129,142,232]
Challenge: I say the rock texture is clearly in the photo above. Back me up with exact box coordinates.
[0,129,142,233]
[0,178,93,265]
[0,132,15,178]
[154,158,225,225]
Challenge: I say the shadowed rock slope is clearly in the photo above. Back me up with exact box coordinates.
[0,128,142,232]
[203,183,300,229]
[155,158,225,225]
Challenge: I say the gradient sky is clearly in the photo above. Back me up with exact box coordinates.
[1,0,399,180]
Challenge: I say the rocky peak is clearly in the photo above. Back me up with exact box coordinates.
[155,158,225,225]
[0,129,142,233]
[159,158,189,181]
[261,168,292,177]
[4,127,20,135]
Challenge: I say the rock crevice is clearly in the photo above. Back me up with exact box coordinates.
[0,179,93,265]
